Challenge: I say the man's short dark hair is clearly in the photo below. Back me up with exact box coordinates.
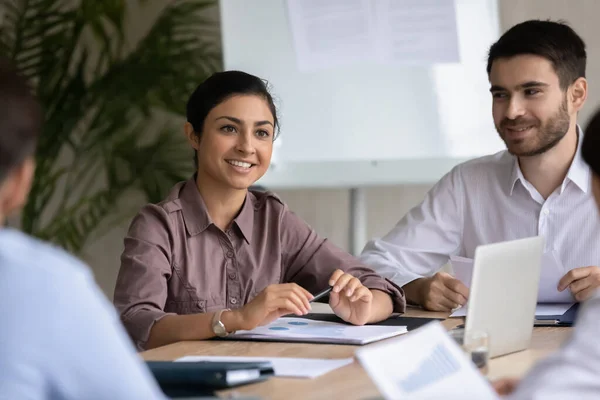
[487,20,586,90]
[0,57,41,183]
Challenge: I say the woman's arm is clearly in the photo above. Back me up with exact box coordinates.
[146,283,314,349]
[369,289,394,323]
[114,205,176,350]
[278,203,406,322]
[146,311,241,350]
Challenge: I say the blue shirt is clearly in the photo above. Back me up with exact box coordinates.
[0,229,165,400]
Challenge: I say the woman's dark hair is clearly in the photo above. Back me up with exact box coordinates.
[186,70,279,167]
[582,109,600,177]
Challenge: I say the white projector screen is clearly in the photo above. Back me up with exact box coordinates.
[219,0,504,188]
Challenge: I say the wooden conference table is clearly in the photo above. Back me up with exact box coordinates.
[141,304,572,400]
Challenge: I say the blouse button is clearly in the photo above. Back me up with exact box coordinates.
[230,297,238,304]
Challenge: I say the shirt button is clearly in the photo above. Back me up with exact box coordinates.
[226,251,234,258]
[230,298,238,304]
[543,209,550,215]
[229,272,237,280]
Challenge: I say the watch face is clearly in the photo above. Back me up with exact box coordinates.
[215,322,226,336]
[212,309,231,337]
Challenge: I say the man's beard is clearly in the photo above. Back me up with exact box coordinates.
[497,96,570,157]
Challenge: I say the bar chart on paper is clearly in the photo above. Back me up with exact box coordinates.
[398,343,460,393]
[228,317,407,345]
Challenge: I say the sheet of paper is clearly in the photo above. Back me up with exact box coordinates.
[285,0,460,72]
[451,303,574,318]
[537,252,575,303]
[372,0,460,65]
[450,255,474,288]
[176,355,353,379]
[356,322,498,399]
[286,0,373,72]
[229,317,407,345]
[449,252,575,304]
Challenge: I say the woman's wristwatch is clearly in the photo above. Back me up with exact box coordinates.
[211,308,235,337]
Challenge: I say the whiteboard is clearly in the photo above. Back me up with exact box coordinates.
[219,0,504,188]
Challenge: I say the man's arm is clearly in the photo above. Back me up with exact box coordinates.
[359,166,467,310]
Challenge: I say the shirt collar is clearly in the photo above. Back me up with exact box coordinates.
[563,125,590,194]
[508,157,523,196]
[508,125,590,195]
[233,193,255,244]
[179,177,254,243]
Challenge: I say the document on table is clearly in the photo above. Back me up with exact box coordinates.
[226,317,407,345]
[356,322,498,400]
[449,252,576,303]
[176,355,353,379]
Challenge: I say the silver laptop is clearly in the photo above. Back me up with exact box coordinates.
[465,236,544,358]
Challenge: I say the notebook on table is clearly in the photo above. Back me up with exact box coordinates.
[146,360,274,398]
[224,317,407,345]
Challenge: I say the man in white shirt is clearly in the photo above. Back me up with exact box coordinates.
[492,105,600,400]
[360,20,600,311]
[0,59,165,399]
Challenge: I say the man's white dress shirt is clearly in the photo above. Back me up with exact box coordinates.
[361,129,600,287]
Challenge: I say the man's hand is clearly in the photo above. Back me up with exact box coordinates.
[558,266,600,302]
[406,272,469,312]
[328,269,373,325]
[492,377,520,396]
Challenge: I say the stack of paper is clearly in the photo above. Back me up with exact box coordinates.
[226,317,407,345]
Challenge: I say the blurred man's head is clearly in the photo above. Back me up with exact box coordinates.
[0,57,41,222]
[582,108,600,211]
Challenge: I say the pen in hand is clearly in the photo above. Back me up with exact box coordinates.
[310,286,333,303]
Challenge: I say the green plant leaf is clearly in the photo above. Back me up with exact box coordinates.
[11,0,221,253]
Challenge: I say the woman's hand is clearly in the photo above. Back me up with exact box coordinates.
[328,269,373,325]
[236,283,313,330]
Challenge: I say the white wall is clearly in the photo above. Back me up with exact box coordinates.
[85,0,600,298]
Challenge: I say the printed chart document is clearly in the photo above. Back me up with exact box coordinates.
[176,355,353,379]
[226,317,407,345]
[286,0,459,71]
[356,322,498,399]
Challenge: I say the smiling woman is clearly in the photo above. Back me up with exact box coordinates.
[113,70,406,351]
[184,73,277,228]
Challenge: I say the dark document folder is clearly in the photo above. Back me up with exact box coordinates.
[296,313,442,331]
[146,361,274,398]
[534,303,580,327]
